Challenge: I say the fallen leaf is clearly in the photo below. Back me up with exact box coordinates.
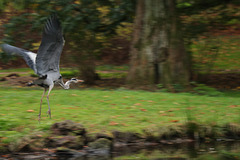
[140,108,147,112]
[160,114,168,116]
[228,105,238,108]
[1,155,9,158]
[36,134,43,137]
[134,103,142,106]
[111,115,120,118]
[170,120,179,123]
[27,110,34,112]
[109,121,119,126]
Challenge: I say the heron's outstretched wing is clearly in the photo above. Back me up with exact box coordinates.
[1,44,37,72]
[36,15,64,76]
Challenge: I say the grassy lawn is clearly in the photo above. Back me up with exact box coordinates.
[0,86,240,144]
[0,35,240,146]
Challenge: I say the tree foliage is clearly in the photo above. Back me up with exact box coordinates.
[1,0,136,83]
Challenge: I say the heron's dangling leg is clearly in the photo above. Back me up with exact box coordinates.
[46,84,54,119]
[39,88,47,122]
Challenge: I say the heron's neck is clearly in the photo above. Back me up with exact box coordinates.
[60,80,73,89]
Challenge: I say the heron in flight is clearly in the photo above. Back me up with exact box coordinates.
[1,15,83,121]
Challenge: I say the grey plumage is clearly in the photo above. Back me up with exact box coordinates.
[1,15,83,122]
[1,44,37,72]
[36,15,64,76]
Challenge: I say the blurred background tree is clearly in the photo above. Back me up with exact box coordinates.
[127,0,190,90]
[0,0,239,89]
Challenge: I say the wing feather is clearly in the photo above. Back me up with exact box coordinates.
[1,44,37,72]
[36,15,64,76]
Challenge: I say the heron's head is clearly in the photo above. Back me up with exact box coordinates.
[70,78,84,83]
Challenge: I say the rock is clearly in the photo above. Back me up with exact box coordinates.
[88,138,112,150]
[112,131,142,143]
[224,123,240,139]
[86,133,113,144]
[46,135,85,149]
[9,132,45,152]
[96,133,113,141]
[85,138,112,158]
[51,120,86,136]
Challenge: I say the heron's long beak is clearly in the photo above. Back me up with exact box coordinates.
[78,80,84,83]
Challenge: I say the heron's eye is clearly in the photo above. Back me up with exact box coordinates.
[71,78,77,80]
[59,76,62,79]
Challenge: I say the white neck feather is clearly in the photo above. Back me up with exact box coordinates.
[64,80,72,89]
[59,80,73,89]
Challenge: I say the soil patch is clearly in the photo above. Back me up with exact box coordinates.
[201,73,240,89]
[1,71,240,90]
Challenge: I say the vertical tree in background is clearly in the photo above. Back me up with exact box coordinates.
[127,0,190,90]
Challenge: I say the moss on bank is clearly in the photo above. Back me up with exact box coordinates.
[1,120,240,155]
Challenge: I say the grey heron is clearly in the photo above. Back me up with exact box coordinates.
[1,15,83,121]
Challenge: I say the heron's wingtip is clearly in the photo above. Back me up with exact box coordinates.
[0,43,7,48]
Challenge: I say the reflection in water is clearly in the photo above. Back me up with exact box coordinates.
[6,142,240,160]
[113,142,240,160]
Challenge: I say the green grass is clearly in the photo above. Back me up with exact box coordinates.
[0,68,34,78]
[0,68,32,73]
[97,72,127,79]
[0,87,240,143]
[96,65,129,71]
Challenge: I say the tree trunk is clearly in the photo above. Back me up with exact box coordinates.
[78,58,98,85]
[127,0,190,90]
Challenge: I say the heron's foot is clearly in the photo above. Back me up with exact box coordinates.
[38,114,41,123]
[47,110,51,119]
